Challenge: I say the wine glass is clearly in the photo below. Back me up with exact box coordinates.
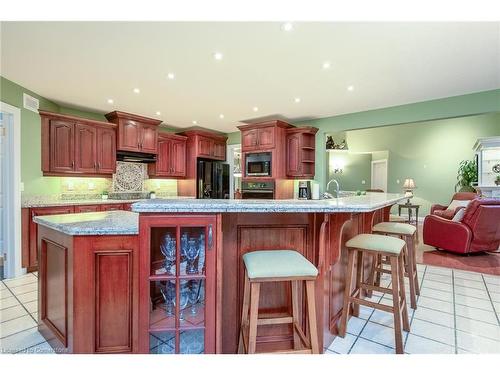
[176,281,189,321]
[198,233,205,274]
[186,238,200,274]
[160,233,176,275]
[188,280,201,316]
[160,281,175,317]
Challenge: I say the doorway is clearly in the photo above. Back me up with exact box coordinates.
[371,159,388,192]
[1,101,22,280]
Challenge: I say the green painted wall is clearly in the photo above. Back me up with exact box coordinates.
[0,76,108,195]
[342,112,500,215]
[327,151,372,191]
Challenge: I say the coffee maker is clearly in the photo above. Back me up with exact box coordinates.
[298,181,311,200]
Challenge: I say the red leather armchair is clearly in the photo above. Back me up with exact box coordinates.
[430,192,479,220]
[423,198,500,254]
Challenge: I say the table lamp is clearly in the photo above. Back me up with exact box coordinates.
[403,178,416,204]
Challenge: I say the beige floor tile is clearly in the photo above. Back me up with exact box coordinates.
[454,271,484,282]
[0,296,20,310]
[488,291,500,303]
[360,321,407,349]
[0,305,28,323]
[10,283,37,296]
[0,282,6,291]
[18,341,55,354]
[455,316,500,341]
[455,304,498,325]
[327,333,357,354]
[413,306,455,328]
[16,291,37,304]
[426,266,453,276]
[453,278,486,290]
[410,318,455,346]
[3,274,37,288]
[0,288,13,300]
[454,293,494,311]
[0,315,37,338]
[346,316,367,335]
[23,301,38,314]
[425,273,452,284]
[454,285,490,300]
[420,287,454,302]
[350,337,395,354]
[0,327,45,353]
[405,333,455,354]
[421,279,453,292]
[456,331,500,354]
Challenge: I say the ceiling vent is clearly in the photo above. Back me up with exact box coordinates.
[23,93,39,113]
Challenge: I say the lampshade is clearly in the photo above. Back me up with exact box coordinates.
[403,178,416,189]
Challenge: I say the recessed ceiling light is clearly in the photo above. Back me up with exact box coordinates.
[347,85,354,91]
[156,111,161,116]
[214,52,223,60]
[192,120,198,125]
[133,88,140,94]
[253,107,259,112]
[167,73,175,80]
[107,99,114,104]
[219,114,225,119]
[282,22,293,32]
[294,97,301,103]
[322,61,331,69]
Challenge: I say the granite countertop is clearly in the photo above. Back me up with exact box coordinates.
[33,211,139,236]
[21,197,146,208]
[132,193,406,213]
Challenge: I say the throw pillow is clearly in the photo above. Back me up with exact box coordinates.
[448,200,470,211]
[451,207,466,222]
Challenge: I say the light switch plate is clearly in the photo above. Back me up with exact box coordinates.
[361,180,366,184]
[20,182,24,192]
[396,179,400,184]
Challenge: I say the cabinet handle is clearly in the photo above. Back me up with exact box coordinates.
[94,162,97,169]
[72,160,75,169]
[138,141,141,149]
[98,162,101,169]
[208,224,213,250]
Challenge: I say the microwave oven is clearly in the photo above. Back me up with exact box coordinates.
[245,152,272,177]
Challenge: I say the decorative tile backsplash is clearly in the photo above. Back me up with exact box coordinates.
[112,161,148,192]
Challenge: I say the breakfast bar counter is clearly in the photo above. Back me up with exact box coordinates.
[34,193,405,354]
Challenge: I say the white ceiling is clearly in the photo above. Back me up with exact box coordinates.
[1,22,499,133]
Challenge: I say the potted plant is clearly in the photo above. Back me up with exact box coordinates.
[101,190,109,200]
[455,160,478,192]
[495,175,500,186]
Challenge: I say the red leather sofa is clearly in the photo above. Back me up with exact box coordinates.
[423,198,500,254]
[430,192,478,220]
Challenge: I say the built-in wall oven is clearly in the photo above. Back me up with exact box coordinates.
[245,152,272,177]
[241,180,275,199]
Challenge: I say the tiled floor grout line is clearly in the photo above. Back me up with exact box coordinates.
[346,294,381,354]
[403,265,426,348]
[452,269,458,354]
[1,279,38,325]
[481,273,500,326]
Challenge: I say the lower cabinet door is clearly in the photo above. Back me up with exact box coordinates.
[140,215,217,354]
[74,205,101,213]
[101,204,124,211]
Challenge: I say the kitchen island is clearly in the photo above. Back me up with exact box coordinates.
[34,193,405,354]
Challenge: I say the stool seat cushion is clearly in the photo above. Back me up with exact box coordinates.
[243,250,318,279]
[372,222,416,235]
[345,234,405,255]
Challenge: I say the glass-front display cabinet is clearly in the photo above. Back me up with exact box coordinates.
[139,215,217,354]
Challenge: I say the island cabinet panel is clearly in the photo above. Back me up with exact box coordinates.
[138,214,219,354]
[94,250,133,352]
[73,205,101,213]
[40,110,117,177]
[105,111,162,154]
[40,238,68,347]
[37,229,140,353]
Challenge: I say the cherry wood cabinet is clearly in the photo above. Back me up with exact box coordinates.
[148,133,187,178]
[73,205,101,213]
[177,130,228,197]
[138,214,220,354]
[37,228,140,353]
[40,111,117,177]
[101,204,124,211]
[105,111,162,154]
[25,206,75,270]
[239,121,286,152]
[285,127,318,178]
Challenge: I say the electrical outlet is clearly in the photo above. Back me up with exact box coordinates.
[361,180,366,185]
[396,179,400,184]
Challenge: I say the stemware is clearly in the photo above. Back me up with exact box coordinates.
[188,280,202,316]
[176,281,189,321]
[198,233,205,274]
[160,233,176,275]
[185,238,200,274]
[160,281,175,317]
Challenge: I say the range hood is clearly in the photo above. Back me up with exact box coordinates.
[116,151,157,163]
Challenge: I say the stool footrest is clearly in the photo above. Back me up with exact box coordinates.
[258,316,293,326]
[350,296,393,313]
[271,349,313,354]
[359,283,392,294]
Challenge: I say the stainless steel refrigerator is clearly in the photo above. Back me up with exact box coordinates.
[197,159,230,199]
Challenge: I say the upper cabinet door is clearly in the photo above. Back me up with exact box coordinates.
[197,136,213,158]
[212,141,226,161]
[75,123,98,173]
[96,127,116,174]
[286,133,301,176]
[50,120,75,173]
[241,129,258,151]
[257,127,275,149]
[155,136,172,176]
[140,124,158,154]
[119,119,141,152]
[170,138,186,177]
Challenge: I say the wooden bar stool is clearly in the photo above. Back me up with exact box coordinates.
[371,222,420,309]
[238,250,319,354]
[339,234,410,354]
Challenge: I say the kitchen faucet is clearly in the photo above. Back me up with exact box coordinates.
[323,179,340,199]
